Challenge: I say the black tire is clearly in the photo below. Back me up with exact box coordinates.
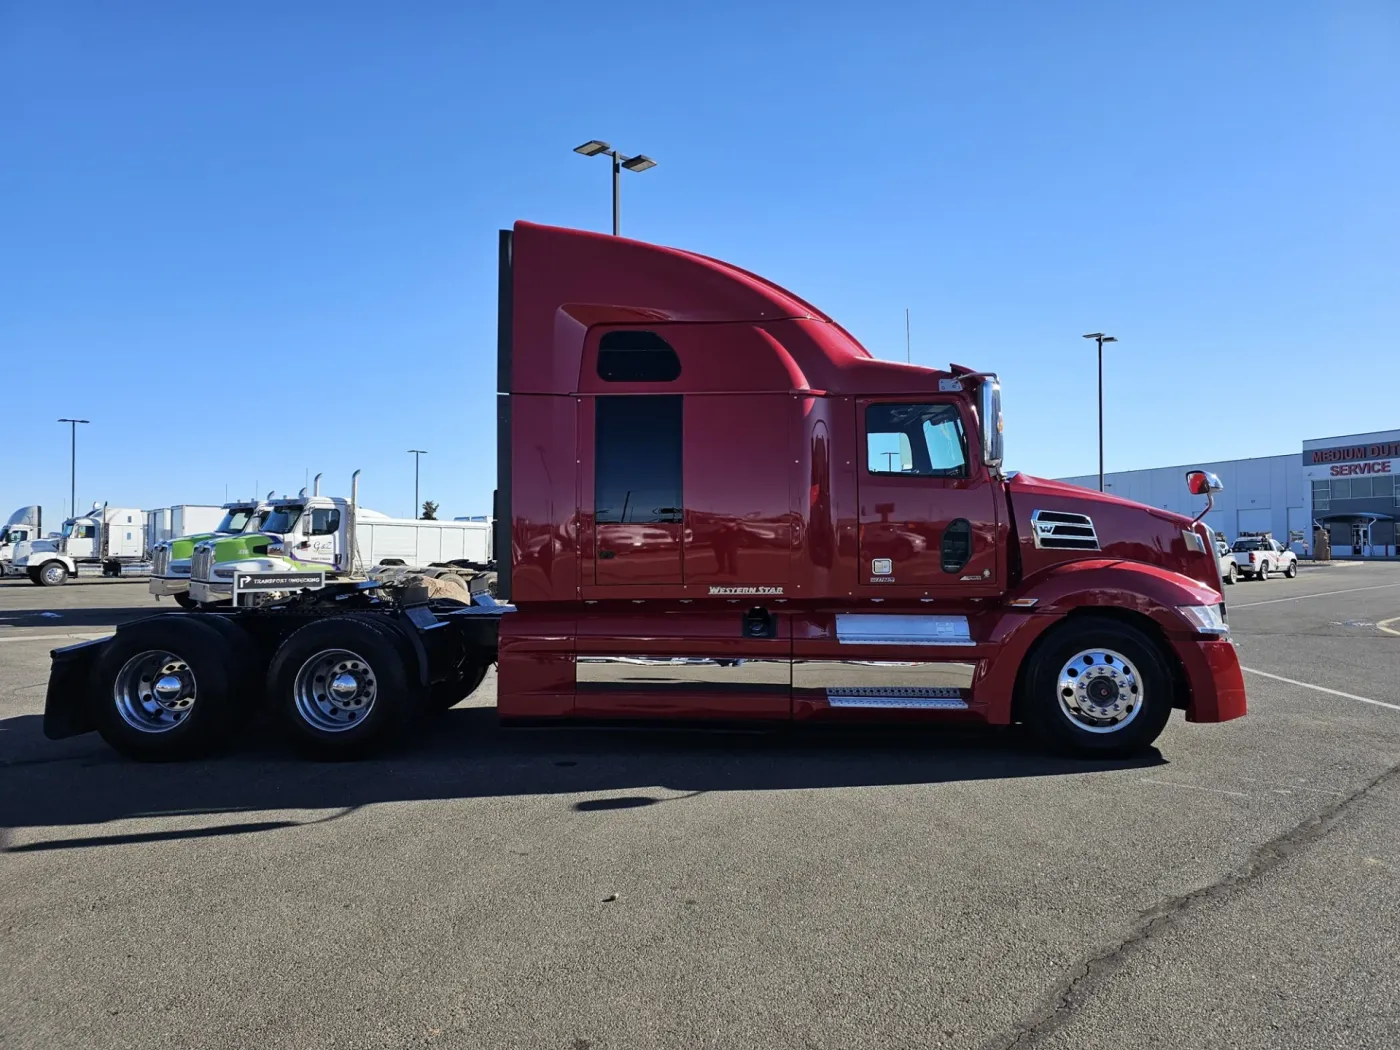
[88,615,249,761]
[1019,615,1174,758]
[37,561,68,587]
[173,592,199,610]
[1255,561,1269,581]
[1224,564,1237,586]
[1285,559,1297,579]
[429,661,490,711]
[268,616,426,759]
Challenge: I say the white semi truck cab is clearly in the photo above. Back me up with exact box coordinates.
[13,504,146,586]
[188,471,492,605]
[0,506,44,575]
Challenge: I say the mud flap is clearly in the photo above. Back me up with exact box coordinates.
[43,637,108,738]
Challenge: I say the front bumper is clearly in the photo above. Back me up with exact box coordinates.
[189,579,232,603]
[1176,638,1247,722]
[149,576,191,596]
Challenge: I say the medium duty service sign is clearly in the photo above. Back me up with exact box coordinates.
[233,571,326,597]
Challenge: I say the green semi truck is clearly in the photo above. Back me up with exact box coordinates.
[149,496,273,608]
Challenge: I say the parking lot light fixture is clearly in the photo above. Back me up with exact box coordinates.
[408,450,427,518]
[573,140,658,236]
[57,418,89,519]
[1081,334,1118,492]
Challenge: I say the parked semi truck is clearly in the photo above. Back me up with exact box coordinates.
[150,497,274,608]
[186,481,492,605]
[41,221,1246,762]
[0,506,45,575]
[14,504,148,585]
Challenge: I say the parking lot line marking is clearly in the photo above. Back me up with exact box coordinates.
[1242,667,1400,713]
[1231,582,1400,609]
[1377,616,1400,637]
[1140,778,1251,798]
[0,632,109,646]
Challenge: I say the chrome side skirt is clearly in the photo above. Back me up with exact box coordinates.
[576,656,788,689]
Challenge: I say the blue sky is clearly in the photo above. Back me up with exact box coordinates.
[3,1,1397,525]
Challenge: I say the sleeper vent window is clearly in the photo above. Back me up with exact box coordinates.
[597,331,681,383]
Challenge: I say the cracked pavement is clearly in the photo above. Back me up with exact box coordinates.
[2,566,1399,1049]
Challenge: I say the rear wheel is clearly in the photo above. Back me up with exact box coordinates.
[268,616,426,759]
[37,561,68,587]
[88,615,247,760]
[1255,561,1269,580]
[1019,616,1173,757]
[1285,559,1297,579]
[1224,563,1237,585]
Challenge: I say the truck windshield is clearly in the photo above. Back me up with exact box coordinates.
[217,508,255,533]
[61,522,75,538]
[1232,538,1265,551]
[247,510,271,532]
[263,506,304,534]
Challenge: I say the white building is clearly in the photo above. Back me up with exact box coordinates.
[1059,427,1400,558]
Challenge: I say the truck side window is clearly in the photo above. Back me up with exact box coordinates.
[309,509,341,536]
[596,395,683,523]
[77,524,96,539]
[597,331,682,383]
[866,404,968,478]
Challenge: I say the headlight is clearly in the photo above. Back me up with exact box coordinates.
[1178,603,1229,635]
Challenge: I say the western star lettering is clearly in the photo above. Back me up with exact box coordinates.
[707,585,784,595]
[1329,460,1394,477]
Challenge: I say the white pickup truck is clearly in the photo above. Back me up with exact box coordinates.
[1230,534,1298,580]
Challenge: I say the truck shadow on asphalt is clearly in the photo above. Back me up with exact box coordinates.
[0,709,1165,849]
[0,606,162,628]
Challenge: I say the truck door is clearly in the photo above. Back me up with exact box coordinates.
[68,522,97,560]
[302,507,341,567]
[856,398,1002,597]
[593,394,684,585]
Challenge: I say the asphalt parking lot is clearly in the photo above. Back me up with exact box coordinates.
[3,567,1399,1050]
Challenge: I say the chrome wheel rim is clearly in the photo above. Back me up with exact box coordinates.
[43,564,64,584]
[293,649,377,733]
[1056,648,1143,734]
[114,650,197,733]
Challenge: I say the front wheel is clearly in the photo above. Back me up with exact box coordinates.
[1224,564,1237,585]
[1019,616,1174,757]
[37,561,69,587]
[172,592,199,610]
[1285,559,1298,579]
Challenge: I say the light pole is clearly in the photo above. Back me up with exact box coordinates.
[573,140,657,236]
[57,418,89,519]
[1081,334,1117,492]
[407,449,427,518]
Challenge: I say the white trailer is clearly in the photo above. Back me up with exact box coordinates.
[353,509,491,568]
[146,505,224,553]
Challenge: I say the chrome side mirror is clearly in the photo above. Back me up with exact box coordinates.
[1186,469,1224,523]
[979,376,1004,471]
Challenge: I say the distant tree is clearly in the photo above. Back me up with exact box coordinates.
[421,500,438,521]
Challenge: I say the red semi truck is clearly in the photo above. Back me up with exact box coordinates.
[42,221,1245,761]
